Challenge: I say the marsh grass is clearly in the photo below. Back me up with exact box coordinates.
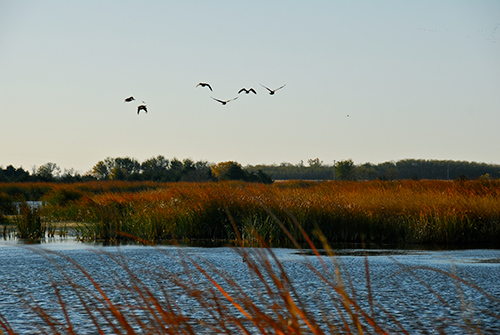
[1,180,499,244]
[13,201,46,239]
[37,180,500,245]
[1,215,7,238]
[0,181,162,201]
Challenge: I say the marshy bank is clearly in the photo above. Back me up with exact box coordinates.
[1,179,499,246]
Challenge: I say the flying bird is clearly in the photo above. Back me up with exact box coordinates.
[137,105,148,114]
[260,84,286,95]
[196,83,213,91]
[238,88,257,94]
[211,97,238,105]
[124,96,135,102]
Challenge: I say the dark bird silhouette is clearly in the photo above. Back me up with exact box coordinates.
[124,96,135,102]
[137,105,148,114]
[238,87,257,94]
[260,84,286,95]
[196,83,213,91]
[211,97,238,105]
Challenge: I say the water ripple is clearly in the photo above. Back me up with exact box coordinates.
[0,244,499,334]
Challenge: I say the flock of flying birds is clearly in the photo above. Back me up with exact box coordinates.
[124,96,148,114]
[124,82,286,114]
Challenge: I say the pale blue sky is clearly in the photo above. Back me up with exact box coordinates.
[1,1,499,174]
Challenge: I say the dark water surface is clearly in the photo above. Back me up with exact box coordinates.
[1,239,499,334]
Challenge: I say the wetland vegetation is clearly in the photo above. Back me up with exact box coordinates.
[1,179,500,334]
[1,179,499,246]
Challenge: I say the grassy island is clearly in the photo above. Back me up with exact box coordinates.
[2,179,499,245]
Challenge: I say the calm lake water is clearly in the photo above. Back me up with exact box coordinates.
[1,238,499,334]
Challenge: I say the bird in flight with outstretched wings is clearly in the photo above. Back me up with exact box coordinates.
[211,97,238,105]
[260,84,286,95]
[137,104,148,114]
[196,82,213,91]
[238,88,257,94]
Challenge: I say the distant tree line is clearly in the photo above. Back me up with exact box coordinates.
[1,157,499,183]
[246,158,500,181]
[0,156,272,184]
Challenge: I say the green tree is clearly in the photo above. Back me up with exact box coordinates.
[169,158,184,181]
[92,157,140,180]
[141,155,170,181]
[109,166,127,180]
[307,158,323,167]
[92,161,109,180]
[91,157,116,180]
[377,161,398,181]
[211,161,244,181]
[356,163,378,180]
[180,160,213,182]
[247,169,273,184]
[211,161,273,183]
[0,165,30,182]
[60,168,82,182]
[36,162,61,181]
[114,157,141,178]
[225,163,246,180]
[335,159,355,181]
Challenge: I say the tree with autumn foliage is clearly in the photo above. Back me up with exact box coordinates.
[211,161,272,183]
[211,161,245,181]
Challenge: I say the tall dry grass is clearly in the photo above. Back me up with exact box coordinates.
[35,179,500,245]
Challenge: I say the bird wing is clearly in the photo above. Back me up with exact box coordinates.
[238,88,246,94]
[197,83,212,91]
[275,84,286,91]
[260,84,273,93]
[230,97,239,102]
[212,97,224,103]
[249,88,257,94]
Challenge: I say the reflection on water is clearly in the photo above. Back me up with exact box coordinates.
[0,239,499,334]
[3,232,498,251]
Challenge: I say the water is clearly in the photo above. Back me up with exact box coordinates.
[1,239,499,334]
